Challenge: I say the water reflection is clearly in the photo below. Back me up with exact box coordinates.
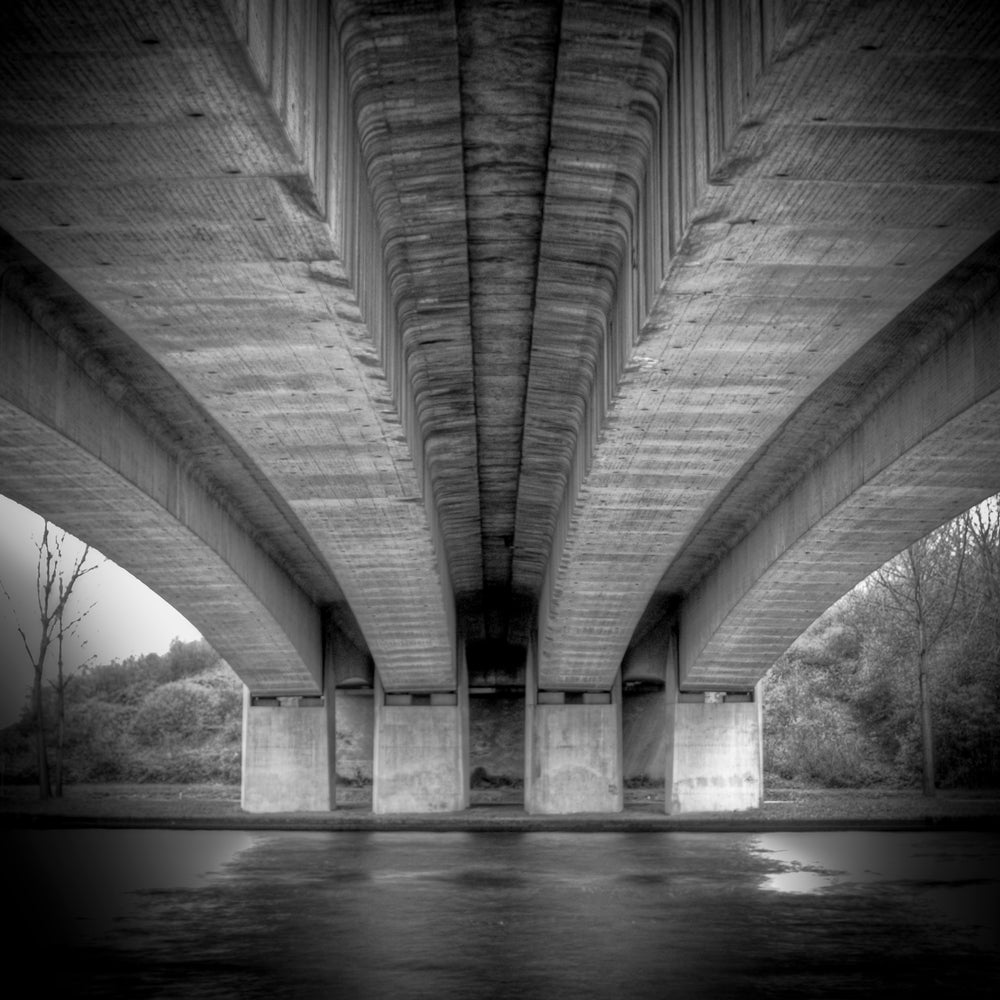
[753,831,1000,950]
[5,828,998,997]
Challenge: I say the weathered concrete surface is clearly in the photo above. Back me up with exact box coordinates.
[2,1,1000,813]
[3,0,999,692]
[665,696,763,815]
[372,667,470,814]
[679,241,1000,689]
[525,648,624,814]
[242,691,336,812]
[0,261,324,693]
[535,2,1000,689]
[525,700,624,815]
[0,0,458,692]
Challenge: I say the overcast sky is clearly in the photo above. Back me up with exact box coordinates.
[0,494,201,727]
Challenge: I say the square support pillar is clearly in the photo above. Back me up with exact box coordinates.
[372,652,470,814]
[524,643,624,814]
[241,691,336,813]
[665,679,763,814]
[241,631,338,813]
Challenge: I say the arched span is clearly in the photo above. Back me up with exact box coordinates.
[530,1,1000,690]
[0,0,463,693]
[679,239,1000,689]
[0,261,325,694]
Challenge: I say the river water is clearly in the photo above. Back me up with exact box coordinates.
[7,828,999,997]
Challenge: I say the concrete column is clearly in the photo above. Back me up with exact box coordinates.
[665,635,762,813]
[241,627,339,813]
[372,646,470,813]
[524,640,624,814]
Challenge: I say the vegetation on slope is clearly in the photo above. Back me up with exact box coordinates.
[1,638,242,785]
[764,502,1000,790]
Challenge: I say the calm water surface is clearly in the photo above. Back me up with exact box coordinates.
[7,828,999,998]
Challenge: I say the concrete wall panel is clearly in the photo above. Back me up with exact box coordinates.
[242,690,336,812]
[525,702,623,814]
[666,700,762,814]
[373,705,469,813]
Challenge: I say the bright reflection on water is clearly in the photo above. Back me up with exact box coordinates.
[5,828,999,998]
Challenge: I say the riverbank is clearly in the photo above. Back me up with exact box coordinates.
[3,783,1000,832]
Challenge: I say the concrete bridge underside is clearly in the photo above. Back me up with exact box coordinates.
[1,0,999,812]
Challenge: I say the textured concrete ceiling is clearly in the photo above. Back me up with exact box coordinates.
[1,0,999,690]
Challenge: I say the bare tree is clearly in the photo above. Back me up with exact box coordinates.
[873,519,969,796]
[50,601,95,797]
[0,520,100,798]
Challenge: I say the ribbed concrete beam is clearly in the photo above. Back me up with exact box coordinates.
[3,0,999,708]
[529,0,787,686]
[515,0,673,635]
[334,0,483,605]
[456,0,560,639]
[680,242,1000,689]
[0,266,323,694]
[531,0,1000,689]
[0,0,460,691]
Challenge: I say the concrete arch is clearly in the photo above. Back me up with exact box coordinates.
[0,268,323,694]
[680,246,1000,689]
[529,2,1000,692]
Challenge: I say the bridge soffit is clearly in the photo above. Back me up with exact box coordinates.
[0,262,324,694]
[223,0,486,687]
[0,0,469,691]
[678,240,1000,689]
[531,0,789,688]
[532,0,1000,690]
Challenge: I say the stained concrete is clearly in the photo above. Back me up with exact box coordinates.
[372,703,470,814]
[623,688,668,784]
[525,701,625,814]
[372,670,470,814]
[241,691,336,813]
[665,696,763,815]
[524,653,624,814]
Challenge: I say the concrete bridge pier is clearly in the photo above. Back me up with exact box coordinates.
[241,641,337,813]
[241,622,374,813]
[524,643,624,814]
[664,638,763,814]
[241,689,336,813]
[372,650,471,814]
[625,624,763,813]
[664,686,763,814]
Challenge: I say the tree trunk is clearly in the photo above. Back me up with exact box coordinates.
[54,629,65,798]
[33,672,51,800]
[54,682,64,798]
[917,646,936,797]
